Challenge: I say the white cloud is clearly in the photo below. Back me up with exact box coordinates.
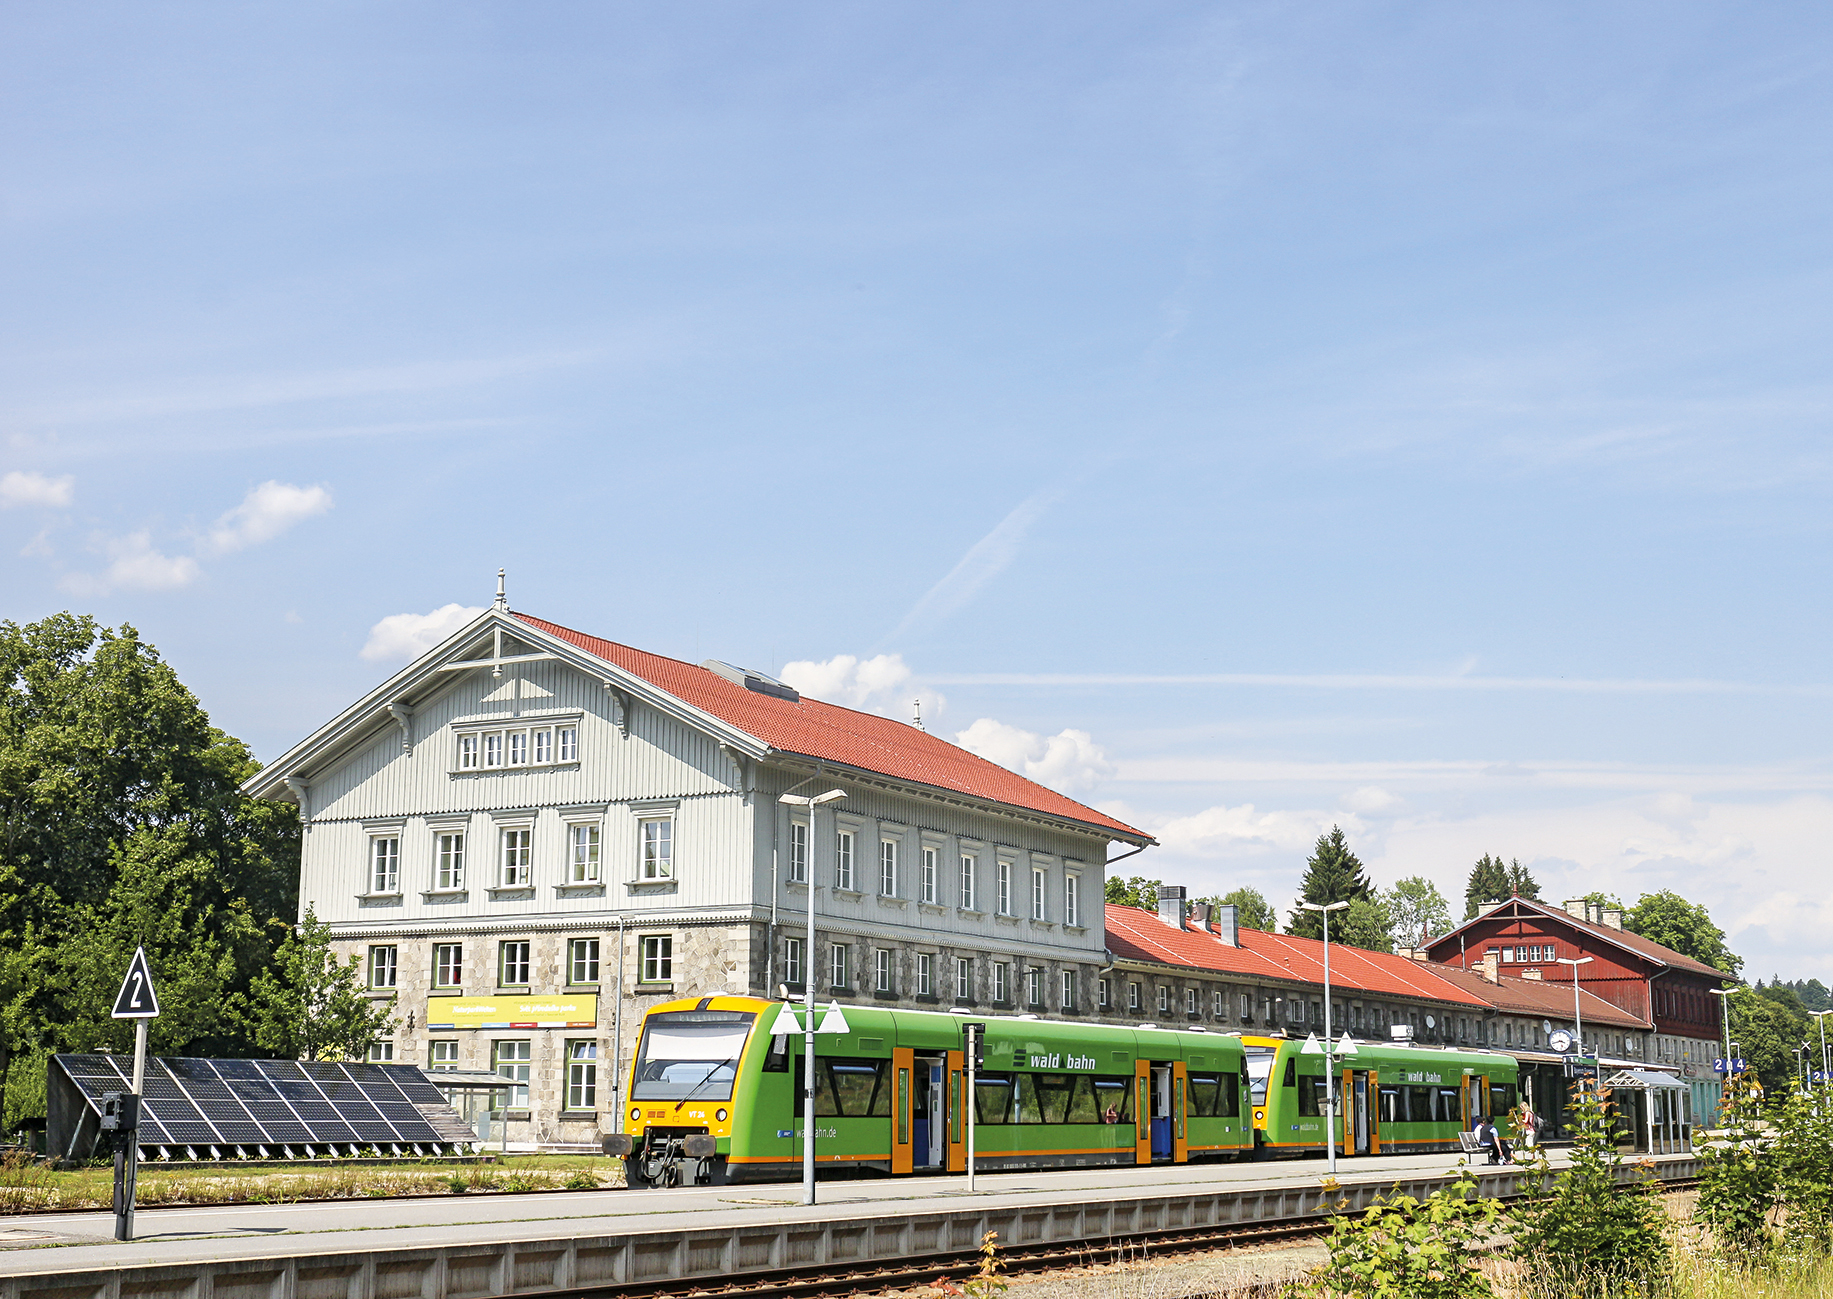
[1153,803,1345,857]
[780,652,943,719]
[886,485,1066,643]
[1343,786,1402,814]
[61,530,201,594]
[361,603,486,662]
[204,480,333,554]
[0,470,74,508]
[953,718,1115,796]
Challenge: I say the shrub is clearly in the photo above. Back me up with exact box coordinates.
[1293,1171,1505,1299]
[1694,1076,1775,1252]
[564,1170,599,1190]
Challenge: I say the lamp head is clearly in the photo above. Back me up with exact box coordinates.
[1299,901,1351,912]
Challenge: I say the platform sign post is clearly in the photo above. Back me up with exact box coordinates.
[109,946,160,1242]
[963,1022,984,1192]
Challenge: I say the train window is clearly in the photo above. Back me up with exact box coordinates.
[1092,1076,1134,1123]
[974,1073,1014,1124]
[1245,1048,1275,1104]
[1028,1074,1074,1123]
[1492,1083,1518,1112]
[1403,1085,1434,1121]
[1296,1076,1326,1117]
[1282,1057,1297,1088]
[631,1012,755,1101]
[1379,1084,1401,1124]
[1066,1077,1100,1123]
[763,1032,788,1073]
[793,1058,890,1117]
[1436,1087,1460,1122]
[1187,1073,1240,1118]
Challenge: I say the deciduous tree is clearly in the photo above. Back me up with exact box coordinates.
[1626,889,1742,978]
[1104,875,1161,909]
[1195,886,1276,933]
[1385,876,1453,948]
[251,906,395,1063]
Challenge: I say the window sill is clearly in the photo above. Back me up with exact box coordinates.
[635,982,674,994]
[421,889,469,902]
[495,1110,531,1121]
[832,887,864,900]
[566,983,601,994]
[993,914,1020,926]
[872,990,900,1001]
[1027,919,1056,932]
[497,986,532,996]
[876,896,908,909]
[918,903,946,915]
[355,891,403,903]
[432,987,464,997]
[558,1110,600,1122]
[953,998,977,1008]
[554,883,605,897]
[1063,924,1088,934]
[914,993,939,1005]
[626,879,678,895]
[956,908,984,919]
[828,986,855,998]
[366,989,397,1000]
[486,885,535,899]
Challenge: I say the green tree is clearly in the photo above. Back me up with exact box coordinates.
[1504,859,1540,900]
[1783,978,1832,1012]
[1384,876,1453,948]
[1695,1068,1776,1250]
[1334,895,1395,953]
[1287,826,1374,940]
[251,906,395,1062]
[1195,886,1276,932]
[1462,854,1510,919]
[1726,985,1809,1098]
[1104,875,1161,909]
[1623,890,1741,977]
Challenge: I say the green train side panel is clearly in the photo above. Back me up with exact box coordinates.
[1257,1039,1520,1154]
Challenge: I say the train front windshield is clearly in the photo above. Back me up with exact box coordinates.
[632,1011,756,1101]
[1245,1047,1276,1105]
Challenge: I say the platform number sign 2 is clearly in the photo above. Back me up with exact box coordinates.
[111,947,161,1020]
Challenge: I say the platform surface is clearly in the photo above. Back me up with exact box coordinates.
[0,1149,1684,1278]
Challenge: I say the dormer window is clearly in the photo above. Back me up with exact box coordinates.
[452,714,584,774]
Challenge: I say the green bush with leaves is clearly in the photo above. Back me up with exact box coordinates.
[1763,1088,1833,1251]
[1294,1172,1506,1299]
[1694,1075,1775,1252]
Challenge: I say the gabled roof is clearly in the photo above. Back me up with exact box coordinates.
[1424,896,1727,980]
[1104,905,1492,1008]
[1421,962,1652,1030]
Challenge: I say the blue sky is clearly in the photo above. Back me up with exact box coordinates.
[4,4,1830,977]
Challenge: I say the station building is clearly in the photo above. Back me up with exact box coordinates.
[245,594,1152,1150]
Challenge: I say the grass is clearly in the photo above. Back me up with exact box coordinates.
[0,1150,620,1213]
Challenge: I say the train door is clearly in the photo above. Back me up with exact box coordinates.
[918,1058,946,1168]
[1462,1073,1488,1132]
[1350,1070,1372,1155]
[946,1050,966,1172]
[1133,1059,1152,1165]
[1151,1065,1175,1160]
[1172,1062,1189,1163]
[892,1047,914,1176]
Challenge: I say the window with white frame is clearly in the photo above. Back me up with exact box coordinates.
[1061,969,1076,1008]
[1213,989,1224,1017]
[955,957,971,1001]
[569,937,600,985]
[640,817,673,880]
[458,734,479,769]
[1239,992,1250,1019]
[1185,988,1197,1015]
[1158,985,1170,1013]
[1064,873,1080,927]
[788,821,807,883]
[533,727,552,764]
[367,1041,394,1061]
[918,953,933,996]
[499,941,530,987]
[484,734,503,767]
[1099,977,1110,1008]
[836,831,855,890]
[993,961,1009,1004]
[371,836,399,893]
[640,935,673,983]
[557,726,577,762]
[457,719,580,773]
[369,945,397,989]
[784,937,803,986]
[508,731,527,765]
[429,1040,460,1070]
[433,943,463,988]
[874,948,891,993]
[921,847,937,903]
[1031,868,1046,921]
[435,831,465,890]
[879,839,898,896]
[569,823,601,883]
[960,854,976,909]
[566,1040,598,1110]
[1128,981,1141,1010]
[493,1040,531,1109]
[1026,967,1042,1006]
[499,827,531,886]
[829,943,849,989]
[997,861,1012,915]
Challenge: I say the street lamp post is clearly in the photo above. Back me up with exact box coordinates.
[1555,956,1595,1059]
[1810,1011,1833,1092]
[778,787,847,1207]
[1709,987,1734,1090]
[1299,900,1350,1175]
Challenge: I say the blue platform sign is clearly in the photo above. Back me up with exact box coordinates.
[1714,1058,1747,1074]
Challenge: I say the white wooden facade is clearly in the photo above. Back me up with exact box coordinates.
[248,604,1147,1150]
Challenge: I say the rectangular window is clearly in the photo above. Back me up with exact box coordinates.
[556,726,577,762]
[436,831,465,890]
[1064,874,1080,927]
[788,821,808,883]
[484,733,503,767]
[433,943,463,988]
[835,831,855,890]
[1031,868,1046,920]
[874,948,892,993]
[641,935,673,983]
[1240,992,1250,1019]
[921,848,938,903]
[499,828,531,886]
[1061,969,1076,1008]
[369,945,397,989]
[499,941,530,987]
[993,962,1009,1004]
[640,817,673,879]
[507,731,528,765]
[1129,981,1141,1010]
[569,823,601,883]
[1158,986,1170,1013]
[955,957,971,1001]
[458,734,479,770]
[997,861,1012,915]
[1026,967,1042,1007]
[830,943,849,990]
[429,1040,460,1070]
[1213,989,1225,1017]
[371,837,399,894]
[493,1040,531,1109]
[569,937,600,985]
[566,1040,598,1110]
[1099,977,1110,1008]
[1185,988,1198,1015]
[532,728,552,764]
[784,937,803,986]
[918,953,933,996]
[960,855,976,909]
[879,840,898,896]
[367,1041,394,1062]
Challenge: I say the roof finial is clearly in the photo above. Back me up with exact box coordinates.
[912,698,924,732]
[494,568,507,611]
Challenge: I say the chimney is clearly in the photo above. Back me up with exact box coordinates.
[1602,908,1624,931]
[1479,951,1501,984]
[1191,901,1212,929]
[1156,885,1187,930]
[1564,898,1587,920]
[1213,903,1240,947]
[1521,967,1543,980]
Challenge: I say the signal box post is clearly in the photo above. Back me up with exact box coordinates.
[109,946,161,1241]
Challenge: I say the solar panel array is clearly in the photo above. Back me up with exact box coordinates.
[55,1054,469,1157]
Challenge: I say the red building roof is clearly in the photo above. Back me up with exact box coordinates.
[517,613,1148,842]
[1421,962,1652,1030]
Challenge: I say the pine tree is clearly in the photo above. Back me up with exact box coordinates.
[1286,826,1374,939]
[1463,853,1511,919]
[1505,858,1541,900]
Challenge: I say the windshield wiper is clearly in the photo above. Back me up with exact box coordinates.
[674,1058,737,1110]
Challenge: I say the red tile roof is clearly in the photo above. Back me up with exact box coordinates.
[1422,962,1652,1029]
[1426,896,1728,979]
[1104,905,1492,1007]
[516,613,1148,842]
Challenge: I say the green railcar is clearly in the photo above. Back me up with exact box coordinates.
[1254,1037,1520,1156]
[618,995,1254,1186]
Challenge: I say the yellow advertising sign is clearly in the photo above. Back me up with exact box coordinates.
[425,994,598,1029]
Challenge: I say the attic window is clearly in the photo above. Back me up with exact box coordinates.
[453,713,583,773]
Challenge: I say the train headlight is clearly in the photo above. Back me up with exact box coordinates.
[630,1107,640,1122]
[716,1108,728,1122]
